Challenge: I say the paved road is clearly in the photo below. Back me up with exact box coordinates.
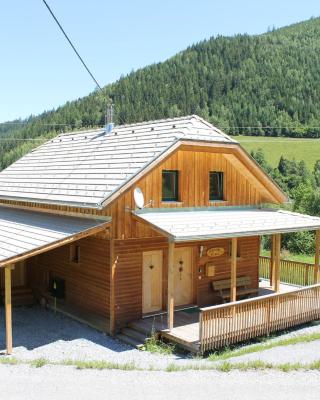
[0,365,319,400]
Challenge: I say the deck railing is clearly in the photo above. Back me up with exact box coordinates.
[199,284,320,353]
[259,256,315,286]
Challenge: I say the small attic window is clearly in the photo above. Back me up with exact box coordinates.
[151,127,154,131]
[69,245,80,264]
[162,170,179,201]
[209,171,224,201]
[132,130,135,133]
[172,124,176,128]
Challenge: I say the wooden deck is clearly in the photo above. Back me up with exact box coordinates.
[136,281,300,353]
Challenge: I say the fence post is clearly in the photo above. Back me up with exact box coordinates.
[304,265,309,286]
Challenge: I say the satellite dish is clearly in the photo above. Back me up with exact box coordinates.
[134,187,145,209]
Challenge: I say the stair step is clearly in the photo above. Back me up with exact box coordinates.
[127,321,156,336]
[116,334,145,349]
[121,327,148,343]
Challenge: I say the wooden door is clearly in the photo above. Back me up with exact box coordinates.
[174,247,193,306]
[142,250,163,314]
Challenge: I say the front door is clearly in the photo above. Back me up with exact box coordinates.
[142,250,163,314]
[174,247,193,306]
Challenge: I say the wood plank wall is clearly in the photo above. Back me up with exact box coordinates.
[113,236,260,327]
[196,237,260,306]
[27,235,110,317]
[114,237,168,327]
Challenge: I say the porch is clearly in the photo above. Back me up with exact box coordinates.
[132,207,320,353]
[130,278,312,353]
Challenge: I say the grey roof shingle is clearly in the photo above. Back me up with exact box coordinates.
[0,115,236,208]
[0,206,110,265]
[134,207,320,242]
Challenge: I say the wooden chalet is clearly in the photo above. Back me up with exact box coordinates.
[0,115,319,354]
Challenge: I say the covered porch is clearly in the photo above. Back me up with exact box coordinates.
[0,205,111,355]
[134,207,320,353]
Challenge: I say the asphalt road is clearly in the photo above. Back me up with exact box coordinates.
[0,365,319,400]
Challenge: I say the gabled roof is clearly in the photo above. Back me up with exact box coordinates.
[0,115,238,208]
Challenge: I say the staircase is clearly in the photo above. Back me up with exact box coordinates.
[0,286,34,307]
[117,319,159,349]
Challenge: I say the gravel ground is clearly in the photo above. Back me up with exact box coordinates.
[0,305,320,369]
[0,364,319,400]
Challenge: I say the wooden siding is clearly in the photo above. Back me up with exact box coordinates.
[27,235,110,318]
[0,261,26,289]
[105,149,277,240]
[189,237,260,307]
[113,236,259,327]
[114,237,168,327]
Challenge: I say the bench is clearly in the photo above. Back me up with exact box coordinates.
[212,276,258,303]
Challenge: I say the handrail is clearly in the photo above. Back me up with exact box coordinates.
[200,283,320,312]
[259,256,315,286]
[259,255,314,268]
[199,283,320,353]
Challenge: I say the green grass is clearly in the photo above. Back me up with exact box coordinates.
[0,357,19,365]
[165,360,320,372]
[260,249,315,264]
[170,359,320,372]
[208,331,320,362]
[1,356,320,372]
[30,358,49,368]
[144,334,176,355]
[234,136,320,170]
[71,360,136,371]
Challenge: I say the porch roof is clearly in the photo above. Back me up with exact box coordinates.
[0,206,111,267]
[133,207,320,242]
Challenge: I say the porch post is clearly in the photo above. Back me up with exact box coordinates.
[230,237,237,302]
[274,234,281,293]
[314,230,320,284]
[109,230,117,336]
[5,265,14,355]
[167,240,175,331]
[270,235,276,287]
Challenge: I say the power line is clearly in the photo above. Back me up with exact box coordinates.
[41,0,102,91]
[2,121,320,129]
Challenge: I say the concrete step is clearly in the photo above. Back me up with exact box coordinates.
[121,327,148,343]
[127,320,157,336]
[116,333,145,349]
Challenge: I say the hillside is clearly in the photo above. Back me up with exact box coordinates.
[236,136,320,170]
[2,17,320,169]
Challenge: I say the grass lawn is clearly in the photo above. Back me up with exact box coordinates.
[260,249,315,264]
[233,136,320,170]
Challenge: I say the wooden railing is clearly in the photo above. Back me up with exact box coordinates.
[199,284,320,353]
[259,256,315,286]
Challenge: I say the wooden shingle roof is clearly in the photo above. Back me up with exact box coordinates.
[0,115,236,208]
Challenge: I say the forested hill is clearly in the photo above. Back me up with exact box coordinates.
[1,17,320,169]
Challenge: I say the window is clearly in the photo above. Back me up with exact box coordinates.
[162,170,179,201]
[209,171,224,201]
[69,245,80,264]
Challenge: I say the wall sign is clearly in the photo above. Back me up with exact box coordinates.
[207,247,224,257]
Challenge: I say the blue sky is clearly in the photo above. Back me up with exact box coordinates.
[1,0,319,122]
